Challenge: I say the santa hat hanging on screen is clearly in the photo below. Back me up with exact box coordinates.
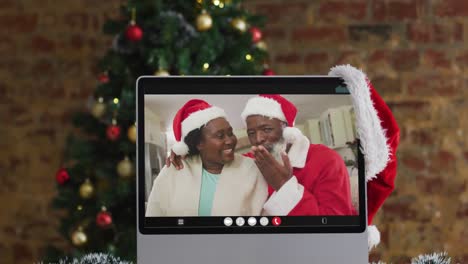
[329,65,400,250]
[171,99,227,156]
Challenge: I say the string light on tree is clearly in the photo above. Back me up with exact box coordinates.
[79,179,94,199]
[96,207,113,229]
[117,156,134,178]
[245,54,253,61]
[203,63,210,71]
[71,226,88,247]
[91,97,106,119]
[231,18,247,32]
[125,8,143,42]
[196,10,213,31]
[56,168,70,185]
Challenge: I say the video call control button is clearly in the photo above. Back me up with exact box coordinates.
[272,216,281,226]
[235,217,245,226]
[247,217,257,226]
[177,219,184,226]
[224,217,233,227]
[259,217,269,226]
[322,217,327,225]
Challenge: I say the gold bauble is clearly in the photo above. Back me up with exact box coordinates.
[154,69,170,76]
[117,157,134,178]
[127,124,137,143]
[196,11,213,31]
[256,41,268,51]
[231,18,247,32]
[91,98,106,118]
[79,179,94,199]
[71,227,87,246]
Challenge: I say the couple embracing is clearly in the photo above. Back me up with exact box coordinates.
[146,94,355,217]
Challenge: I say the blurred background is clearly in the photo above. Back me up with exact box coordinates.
[0,0,467,263]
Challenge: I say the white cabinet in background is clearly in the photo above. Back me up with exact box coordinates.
[317,105,356,149]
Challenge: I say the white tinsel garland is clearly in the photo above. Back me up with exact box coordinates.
[411,252,451,264]
[47,252,451,264]
[44,253,133,264]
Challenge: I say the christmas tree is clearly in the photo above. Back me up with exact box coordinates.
[45,0,270,262]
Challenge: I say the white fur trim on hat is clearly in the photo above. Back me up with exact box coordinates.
[172,141,190,156]
[241,96,287,124]
[181,106,227,139]
[329,65,390,181]
[283,127,303,143]
[367,225,381,250]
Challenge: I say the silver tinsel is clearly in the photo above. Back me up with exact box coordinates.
[43,251,453,264]
[411,252,451,264]
[41,253,132,264]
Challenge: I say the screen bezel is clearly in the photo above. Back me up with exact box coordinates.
[137,76,367,235]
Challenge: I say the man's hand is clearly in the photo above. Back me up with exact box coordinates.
[164,150,184,170]
[252,145,293,191]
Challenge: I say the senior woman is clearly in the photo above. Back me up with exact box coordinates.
[146,99,268,216]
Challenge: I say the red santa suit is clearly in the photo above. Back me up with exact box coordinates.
[243,135,356,216]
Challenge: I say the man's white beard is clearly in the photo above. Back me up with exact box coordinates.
[270,138,287,165]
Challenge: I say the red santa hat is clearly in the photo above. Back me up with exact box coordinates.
[329,65,400,250]
[171,99,227,156]
[240,94,304,144]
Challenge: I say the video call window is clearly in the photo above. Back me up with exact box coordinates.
[139,92,365,234]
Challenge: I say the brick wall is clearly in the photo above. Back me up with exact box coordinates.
[0,0,467,263]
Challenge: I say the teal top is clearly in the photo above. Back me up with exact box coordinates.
[198,168,221,216]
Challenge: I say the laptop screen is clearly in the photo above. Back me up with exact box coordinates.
[137,76,366,234]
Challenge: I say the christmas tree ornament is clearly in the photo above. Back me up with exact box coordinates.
[262,68,275,75]
[98,72,109,83]
[255,41,267,51]
[96,207,113,228]
[125,9,143,42]
[91,97,106,119]
[196,10,213,31]
[125,23,143,42]
[117,156,134,178]
[55,168,70,185]
[249,27,262,43]
[231,18,247,32]
[106,119,121,141]
[79,179,94,199]
[127,124,137,143]
[71,227,87,246]
[154,69,170,76]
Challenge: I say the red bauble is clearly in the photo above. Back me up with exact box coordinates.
[55,168,70,185]
[96,210,113,228]
[263,69,275,76]
[125,23,143,42]
[98,73,109,83]
[106,125,121,141]
[250,27,262,43]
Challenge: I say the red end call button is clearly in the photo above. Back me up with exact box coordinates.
[272,216,281,226]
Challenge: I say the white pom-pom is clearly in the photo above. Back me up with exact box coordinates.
[283,127,303,143]
[172,141,189,156]
[368,225,381,251]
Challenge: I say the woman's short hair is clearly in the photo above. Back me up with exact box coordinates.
[184,125,205,156]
